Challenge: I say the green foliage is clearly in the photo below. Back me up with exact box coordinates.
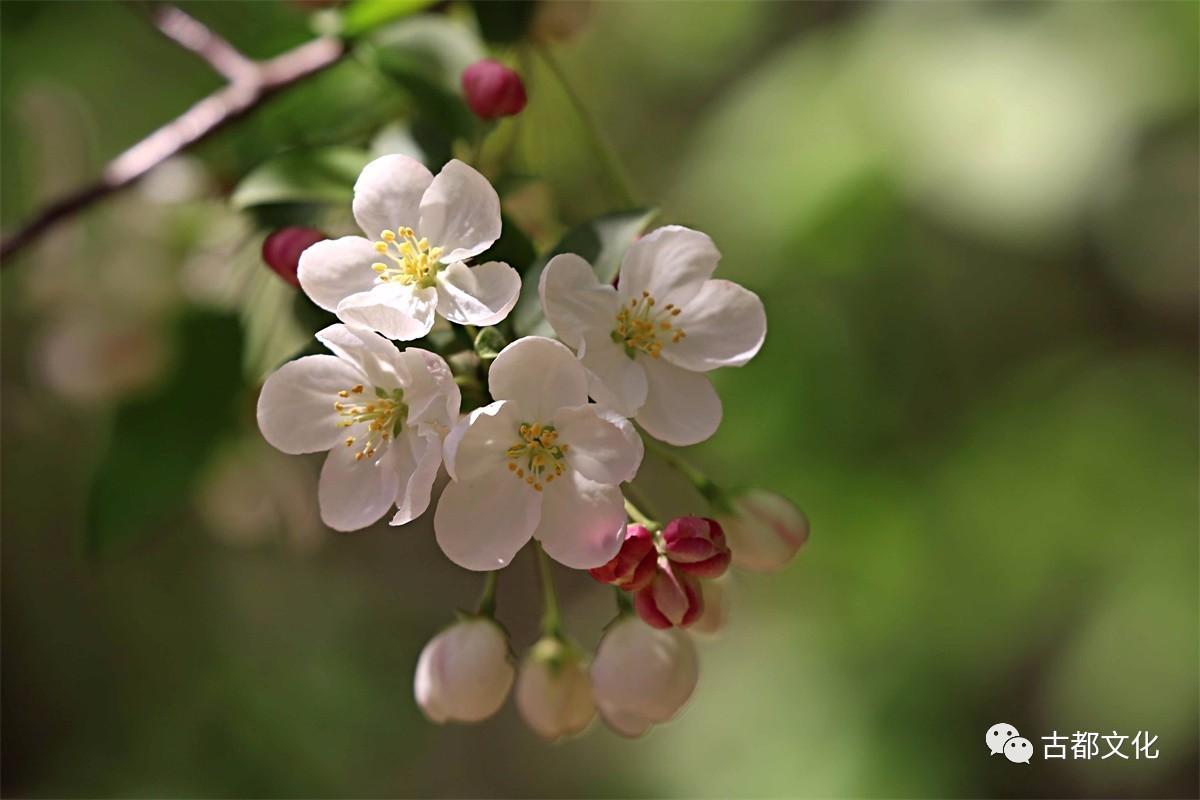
[85,311,246,555]
[469,0,538,45]
[477,213,536,274]
[338,0,436,38]
[512,207,657,335]
[230,147,370,209]
[472,326,508,361]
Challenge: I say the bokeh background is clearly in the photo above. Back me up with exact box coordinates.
[2,1,1197,798]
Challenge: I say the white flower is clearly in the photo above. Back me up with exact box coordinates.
[414,617,515,724]
[256,323,460,531]
[590,616,699,738]
[515,637,595,741]
[434,336,643,571]
[297,155,521,341]
[539,225,766,445]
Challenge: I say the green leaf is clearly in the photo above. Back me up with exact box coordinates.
[473,326,508,361]
[512,208,658,336]
[469,0,538,44]
[231,147,371,209]
[338,0,435,38]
[477,214,536,273]
[86,311,246,555]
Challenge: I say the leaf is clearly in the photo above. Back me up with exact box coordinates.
[469,0,538,44]
[512,208,658,336]
[477,213,536,273]
[338,0,435,38]
[473,326,508,361]
[231,147,371,209]
[86,311,246,555]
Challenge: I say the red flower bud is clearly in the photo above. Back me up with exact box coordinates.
[461,60,528,120]
[589,524,656,591]
[635,556,703,629]
[262,226,325,287]
[662,516,731,579]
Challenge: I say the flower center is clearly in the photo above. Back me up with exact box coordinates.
[334,383,408,462]
[371,227,443,288]
[611,291,686,360]
[505,422,569,492]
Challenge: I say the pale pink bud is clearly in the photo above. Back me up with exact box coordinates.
[662,516,731,578]
[717,489,810,572]
[635,556,703,629]
[588,524,656,591]
[515,637,595,741]
[262,226,325,287]
[690,574,731,637]
[414,618,514,724]
[590,615,698,738]
[461,59,527,120]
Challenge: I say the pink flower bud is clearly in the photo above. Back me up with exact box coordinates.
[461,59,528,120]
[635,556,703,629]
[691,574,731,637]
[588,524,656,591]
[662,516,731,578]
[717,489,810,572]
[262,226,325,287]
[414,618,515,724]
[515,637,594,741]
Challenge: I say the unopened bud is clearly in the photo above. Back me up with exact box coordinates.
[515,637,595,741]
[461,59,528,120]
[662,516,730,578]
[414,617,515,724]
[716,489,810,572]
[262,226,326,287]
[588,524,656,591]
[635,556,703,629]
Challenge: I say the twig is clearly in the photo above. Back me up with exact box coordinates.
[0,8,346,264]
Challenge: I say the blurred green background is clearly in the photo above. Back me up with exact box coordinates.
[2,1,1197,797]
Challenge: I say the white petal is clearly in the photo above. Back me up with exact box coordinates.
[318,441,399,531]
[590,617,699,736]
[594,406,644,476]
[664,279,766,372]
[415,619,514,724]
[256,355,365,454]
[534,471,625,569]
[434,470,540,570]
[442,400,518,482]
[336,283,438,341]
[617,225,720,308]
[315,323,403,389]
[636,358,722,446]
[553,405,642,485]
[392,347,459,429]
[418,159,500,262]
[600,709,654,738]
[297,236,379,313]
[489,336,589,420]
[389,427,443,526]
[538,253,618,350]
[580,331,648,417]
[352,154,432,240]
[435,260,521,326]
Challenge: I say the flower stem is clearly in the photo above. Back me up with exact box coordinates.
[641,435,730,510]
[613,586,634,615]
[622,492,660,532]
[534,43,639,209]
[475,570,498,618]
[533,541,562,638]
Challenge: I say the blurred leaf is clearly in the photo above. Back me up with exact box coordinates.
[240,267,312,381]
[477,213,536,272]
[231,147,370,209]
[339,0,434,38]
[473,326,507,360]
[469,0,537,44]
[86,311,245,555]
[513,207,657,335]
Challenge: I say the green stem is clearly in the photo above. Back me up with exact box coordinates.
[642,434,727,508]
[613,586,634,615]
[533,542,562,637]
[534,43,639,209]
[475,571,498,617]
[623,493,660,531]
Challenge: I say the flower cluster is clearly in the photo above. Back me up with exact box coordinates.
[256,152,807,739]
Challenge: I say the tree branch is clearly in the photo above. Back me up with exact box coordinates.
[0,8,346,265]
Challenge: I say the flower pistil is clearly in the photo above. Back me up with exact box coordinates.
[335,383,409,461]
[371,227,443,288]
[611,290,686,360]
[505,422,570,492]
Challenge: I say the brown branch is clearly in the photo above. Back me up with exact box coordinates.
[0,8,346,265]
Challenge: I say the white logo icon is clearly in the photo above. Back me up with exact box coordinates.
[986,722,1019,755]
[1004,736,1034,764]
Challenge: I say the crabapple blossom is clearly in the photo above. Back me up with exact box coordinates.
[662,516,730,578]
[256,323,459,531]
[539,225,766,445]
[717,488,810,572]
[587,523,656,591]
[461,60,527,120]
[515,637,595,740]
[434,336,643,571]
[590,615,699,737]
[414,617,515,724]
[635,556,703,629]
[297,155,521,340]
